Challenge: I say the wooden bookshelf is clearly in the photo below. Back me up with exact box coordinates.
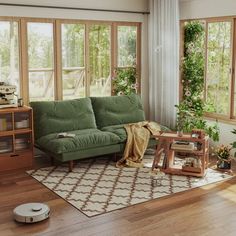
[0,106,34,172]
[152,132,209,177]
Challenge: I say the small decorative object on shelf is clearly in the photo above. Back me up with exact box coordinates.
[18,98,24,107]
[0,82,18,108]
[191,129,205,139]
[177,130,183,137]
[182,157,202,173]
[216,145,232,170]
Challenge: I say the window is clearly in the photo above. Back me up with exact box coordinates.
[89,24,111,97]
[0,17,141,103]
[113,25,139,95]
[61,23,85,100]
[181,18,236,122]
[0,21,19,93]
[206,21,232,116]
[117,25,137,67]
[27,22,54,101]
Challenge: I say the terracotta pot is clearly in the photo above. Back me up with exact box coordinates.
[177,130,183,137]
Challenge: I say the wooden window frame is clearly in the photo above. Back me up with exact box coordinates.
[0,16,142,104]
[180,16,236,125]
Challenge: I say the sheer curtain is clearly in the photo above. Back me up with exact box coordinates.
[148,0,179,129]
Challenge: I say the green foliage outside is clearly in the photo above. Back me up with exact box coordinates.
[176,21,220,141]
[0,22,19,86]
[89,25,110,85]
[62,24,85,69]
[118,26,137,67]
[113,26,137,96]
[28,23,53,69]
[206,22,231,115]
[113,67,137,95]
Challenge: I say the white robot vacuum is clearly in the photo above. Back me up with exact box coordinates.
[13,203,50,223]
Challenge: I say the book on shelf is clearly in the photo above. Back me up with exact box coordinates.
[171,141,195,151]
[0,118,7,131]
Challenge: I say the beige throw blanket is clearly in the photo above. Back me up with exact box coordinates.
[116,121,161,168]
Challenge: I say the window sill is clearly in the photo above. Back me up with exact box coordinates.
[204,113,236,125]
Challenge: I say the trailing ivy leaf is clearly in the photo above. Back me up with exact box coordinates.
[176,21,219,141]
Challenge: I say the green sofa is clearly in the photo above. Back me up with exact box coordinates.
[30,94,168,171]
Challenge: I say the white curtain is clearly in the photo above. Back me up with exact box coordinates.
[149,0,179,129]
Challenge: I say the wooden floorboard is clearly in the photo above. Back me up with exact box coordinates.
[0,155,236,236]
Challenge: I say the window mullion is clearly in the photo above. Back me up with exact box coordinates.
[230,19,236,119]
[54,20,62,100]
[19,19,29,105]
[85,23,90,97]
[204,21,208,104]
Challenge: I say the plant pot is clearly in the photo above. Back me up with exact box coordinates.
[217,158,231,170]
[177,130,183,137]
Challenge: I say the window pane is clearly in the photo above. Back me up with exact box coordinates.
[27,22,54,101]
[62,24,85,99]
[117,26,137,67]
[206,22,231,115]
[89,25,111,97]
[0,21,20,94]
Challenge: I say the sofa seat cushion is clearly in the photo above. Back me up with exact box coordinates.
[101,124,127,142]
[36,129,121,154]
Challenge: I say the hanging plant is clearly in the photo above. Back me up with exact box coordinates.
[176,21,220,141]
[112,67,138,95]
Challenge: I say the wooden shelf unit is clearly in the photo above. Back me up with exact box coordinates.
[0,106,34,172]
[152,132,209,177]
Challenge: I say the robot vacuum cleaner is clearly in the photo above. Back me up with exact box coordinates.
[13,203,50,223]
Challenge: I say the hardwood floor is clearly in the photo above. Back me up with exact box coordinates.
[1,154,236,236]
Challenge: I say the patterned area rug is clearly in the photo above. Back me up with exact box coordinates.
[28,154,232,217]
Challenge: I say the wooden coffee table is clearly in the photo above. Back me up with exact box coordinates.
[152,132,209,177]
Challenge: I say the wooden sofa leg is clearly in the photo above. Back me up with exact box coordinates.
[69,160,74,172]
[112,153,118,162]
[50,156,54,166]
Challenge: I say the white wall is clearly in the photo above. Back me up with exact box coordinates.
[180,0,236,147]
[0,0,148,21]
[0,0,149,13]
[180,0,236,19]
[0,0,150,115]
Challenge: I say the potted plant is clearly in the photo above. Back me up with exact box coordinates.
[112,67,138,95]
[216,145,232,170]
[176,21,220,142]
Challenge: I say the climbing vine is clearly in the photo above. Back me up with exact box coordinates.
[112,67,138,95]
[176,21,219,141]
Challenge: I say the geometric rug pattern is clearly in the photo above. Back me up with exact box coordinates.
[28,155,232,217]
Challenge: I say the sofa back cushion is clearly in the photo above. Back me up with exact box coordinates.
[30,98,97,140]
[91,94,145,128]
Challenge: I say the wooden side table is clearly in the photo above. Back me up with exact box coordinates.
[152,132,209,177]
